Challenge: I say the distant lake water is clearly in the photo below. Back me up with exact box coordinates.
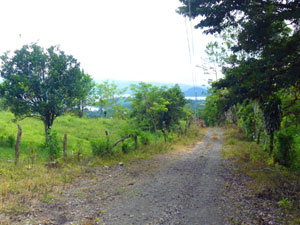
[120,94,206,100]
[185,96,206,100]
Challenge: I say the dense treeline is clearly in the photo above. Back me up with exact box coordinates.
[179,0,300,168]
[0,44,197,162]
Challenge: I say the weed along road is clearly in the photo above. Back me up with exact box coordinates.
[100,128,225,225]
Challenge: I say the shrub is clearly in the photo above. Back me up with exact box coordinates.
[140,132,150,145]
[90,138,108,156]
[275,129,295,168]
[7,135,15,148]
[122,141,130,154]
[44,131,60,161]
[0,134,15,148]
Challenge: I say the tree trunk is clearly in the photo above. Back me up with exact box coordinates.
[44,121,52,139]
[105,130,110,153]
[162,129,167,143]
[253,121,256,141]
[15,124,22,165]
[44,123,49,139]
[111,135,132,149]
[63,133,68,158]
[185,122,188,137]
[162,121,167,143]
[79,108,84,118]
[152,119,158,142]
[134,135,138,150]
[232,105,238,125]
[178,126,182,137]
[256,128,261,145]
[269,131,274,155]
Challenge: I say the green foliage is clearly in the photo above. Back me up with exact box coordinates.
[140,132,150,145]
[130,82,169,134]
[260,96,282,136]
[44,130,60,161]
[278,197,292,209]
[93,80,127,117]
[121,141,130,154]
[275,129,295,168]
[7,135,15,148]
[90,138,108,156]
[199,88,228,126]
[181,0,300,166]
[161,84,187,130]
[73,71,95,118]
[0,134,15,148]
[0,44,91,136]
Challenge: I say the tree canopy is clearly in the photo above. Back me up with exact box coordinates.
[0,44,92,136]
[180,0,299,157]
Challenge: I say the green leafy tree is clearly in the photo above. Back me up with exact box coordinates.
[161,84,187,130]
[74,71,95,118]
[0,44,88,137]
[94,80,127,117]
[130,82,169,138]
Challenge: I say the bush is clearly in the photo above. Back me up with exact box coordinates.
[7,135,15,148]
[90,138,108,156]
[140,132,150,145]
[0,134,16,148]
[275,129,295,168]
[122,141,130,154]
[44,131,60,161]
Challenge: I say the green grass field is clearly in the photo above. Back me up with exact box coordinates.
[0,111,145,161]
[0,110,206,213]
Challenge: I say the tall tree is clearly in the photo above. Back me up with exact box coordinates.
[161,84,187,130]
[130,82,169,137]
[0,44,89,137]
[178,0,299,154]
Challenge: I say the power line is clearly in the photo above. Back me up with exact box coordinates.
[184,0,198,127]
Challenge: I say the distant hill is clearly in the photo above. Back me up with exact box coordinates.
[95,79,208,97]
[184,87,208,97]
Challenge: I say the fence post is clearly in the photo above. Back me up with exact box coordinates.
[15,124,22,165]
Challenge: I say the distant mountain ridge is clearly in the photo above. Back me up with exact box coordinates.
[95,79,208,97]
[184,87,207,97]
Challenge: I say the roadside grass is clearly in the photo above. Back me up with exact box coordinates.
[222,127,300,223]
[0,110,206,213]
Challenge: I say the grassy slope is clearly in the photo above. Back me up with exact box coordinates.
[0,110,207,213]
[0,111,134,161]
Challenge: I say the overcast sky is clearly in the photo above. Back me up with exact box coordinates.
[0,0,217,86]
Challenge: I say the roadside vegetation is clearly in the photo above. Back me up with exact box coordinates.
[0,113,203,213]
[0,44,205,214]
[179,0,300,222]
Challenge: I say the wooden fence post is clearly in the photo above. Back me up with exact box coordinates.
[63,133,67,158]
[15,124,22,165]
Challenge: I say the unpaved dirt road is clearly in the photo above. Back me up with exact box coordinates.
[100,128,225,225]
[5,128,227,225]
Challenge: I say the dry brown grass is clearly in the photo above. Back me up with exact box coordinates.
[0,161,82,213]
